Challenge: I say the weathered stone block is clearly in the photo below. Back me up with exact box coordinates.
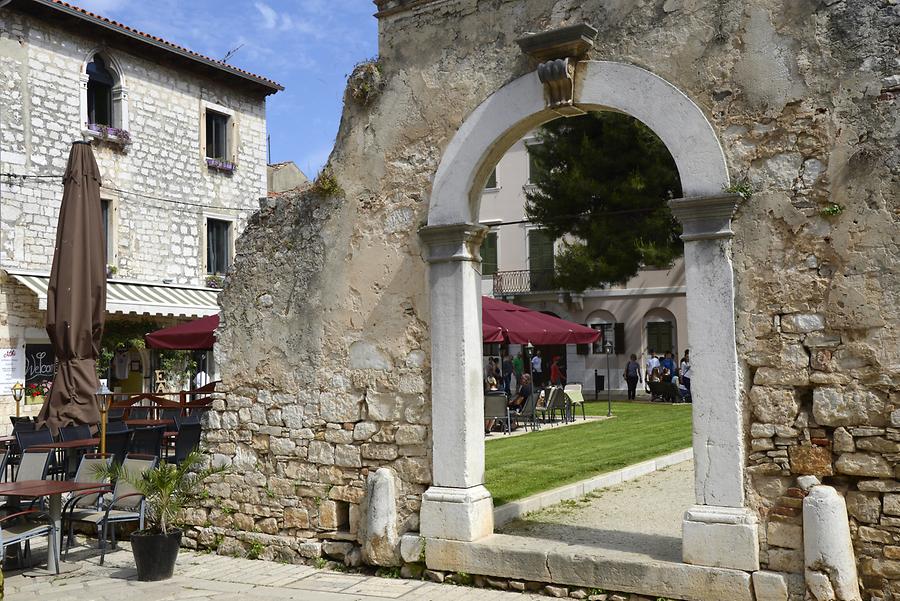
[751,423,776,438]
[856,436,900,453]
[308,440,335,465]
[754,368,809,387]
[752,437,776,451]
[335,444,362,468]
[366,390,401,421]
[812,387,886,427]
[400,533,425,562]
[858,526,894,544]
[353,421,379,441]
[283,506,310,529]
[833,427,854,453]
[320,394,362,422]
[325,428,354,444]
[834,453,892,477]
[750,387,800,426]
[766,548,803,573]
[788,445,833,476]
[361,443,398,460]
[884,494,900,516]
[767,521,803,549]
[395,456,431,484]
[780,313,825,333]
[752,570,789,601]
[349,340,392,370]
[846,491,881,524]
[256,517,278,534]
[395,424,427,445]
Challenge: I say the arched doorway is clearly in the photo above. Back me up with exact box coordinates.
[419,61,757,572]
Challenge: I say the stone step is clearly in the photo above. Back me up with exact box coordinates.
[424,534,752,601]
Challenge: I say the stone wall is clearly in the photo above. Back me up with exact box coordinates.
[202,0,898,597]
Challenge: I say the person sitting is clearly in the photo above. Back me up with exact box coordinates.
[648,367,663,401]
[507,374,532,412]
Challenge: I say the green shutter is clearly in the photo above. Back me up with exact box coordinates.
[528,230,554,290]
[482,232,498,276]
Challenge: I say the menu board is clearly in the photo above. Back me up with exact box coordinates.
[25,343,55,385]
[0,348,17,383]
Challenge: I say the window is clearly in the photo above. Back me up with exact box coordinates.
[481,231,498,276]
[647,321,674,356]
[592,322,626,355]
[527,229,554,291]
[527,144,547,183]
[206,219,231,275]
[485,168,497,189]
[206,111,229,160]
[101,199,110,264]
[86,55,114,126]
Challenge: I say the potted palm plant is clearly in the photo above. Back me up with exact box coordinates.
[95,451,224,581]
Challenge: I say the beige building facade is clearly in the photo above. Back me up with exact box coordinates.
[0,0,280,427]
[478,135,687,391]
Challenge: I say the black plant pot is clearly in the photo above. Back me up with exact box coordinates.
[131,529,182,581]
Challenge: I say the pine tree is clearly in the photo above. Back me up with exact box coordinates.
[524,112,683,292]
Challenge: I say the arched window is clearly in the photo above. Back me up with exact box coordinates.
[80,51,128,135]
[86,55,115,126]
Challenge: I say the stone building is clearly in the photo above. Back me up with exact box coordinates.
[0,0,280,425]
[479,133,687,392]
[198,1,896,600]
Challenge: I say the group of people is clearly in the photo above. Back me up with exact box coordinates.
[484,349,567,395]
[621,348,692,401]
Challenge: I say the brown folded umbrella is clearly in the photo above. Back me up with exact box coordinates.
[36,142,106,434]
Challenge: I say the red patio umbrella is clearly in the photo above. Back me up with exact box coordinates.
[36,142,106,433]
[481,296,600,345]
[144,314,219,350]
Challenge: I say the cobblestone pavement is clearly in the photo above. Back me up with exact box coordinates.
[5,542,546,601]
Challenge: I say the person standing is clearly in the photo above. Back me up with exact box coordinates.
[531,350,543,387]
[680,349,692,392]
[501,351,514,395]
[645,349,660,392]
[549,356,564,386]
[512,351,524,387]
[623,353,641,400]
[660,351,676,382]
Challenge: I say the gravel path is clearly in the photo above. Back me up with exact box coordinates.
[497,460,694,562]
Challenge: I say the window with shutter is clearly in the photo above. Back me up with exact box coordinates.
[614,322,626,355]
[206,111,230,160]
[481,232,498,276]
[647,322,674,355]
[528,229,554,291]
[206,219,232,275]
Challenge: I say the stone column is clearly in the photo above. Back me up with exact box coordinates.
[669,194,760,572]
[418,222,494,542]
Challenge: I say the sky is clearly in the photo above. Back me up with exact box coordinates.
[73,0,378,178]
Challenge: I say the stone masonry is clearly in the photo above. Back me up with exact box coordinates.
[195,1,898,599]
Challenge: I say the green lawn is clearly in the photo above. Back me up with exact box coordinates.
[484,401,692,506]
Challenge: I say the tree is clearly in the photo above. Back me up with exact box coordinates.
[524,112,683,292]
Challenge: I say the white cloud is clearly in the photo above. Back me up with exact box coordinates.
[254,2,279,29]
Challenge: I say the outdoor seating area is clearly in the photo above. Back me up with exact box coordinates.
[485,384,592,435]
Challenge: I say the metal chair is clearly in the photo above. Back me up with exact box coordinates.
[564,383,586,420]
[484,392,512,435]
[167,423,201,464]
[65,453,157,564]
[160,408,181,422]
[0,509,54,571]
[106,420,130,434]
[127,406,150,420]
[512,391,539,432]
[14,448,51,481]
[536,387,565,425]
[16,429,65,478]
[107,407,126,421]
[174,413,200,430]
[104,430,131,466]
[59,425,92,442]
[127,426,164,458]
[61,453,112,556]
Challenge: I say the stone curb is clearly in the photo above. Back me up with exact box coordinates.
[493,447,694,527]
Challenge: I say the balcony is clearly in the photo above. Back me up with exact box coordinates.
[492,269,556,295]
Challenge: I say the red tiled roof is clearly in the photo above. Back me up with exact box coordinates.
[34,0,283,92]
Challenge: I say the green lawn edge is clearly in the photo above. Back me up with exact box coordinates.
[484,401,692,506]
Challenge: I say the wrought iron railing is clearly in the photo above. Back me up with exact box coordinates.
[492,269,556,294]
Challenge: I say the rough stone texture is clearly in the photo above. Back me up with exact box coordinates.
[752,570,789,601]
[788,446,833,476]
[360,467,401,566]
[186,0,900,596]
[845,492,881,525]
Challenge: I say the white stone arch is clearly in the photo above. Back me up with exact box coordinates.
[79,48,130,132]
[419,60,756,572]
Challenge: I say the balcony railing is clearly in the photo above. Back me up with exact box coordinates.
[492,269,556,295]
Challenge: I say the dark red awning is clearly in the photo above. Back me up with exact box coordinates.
[482,296,600,345]
[145,314,219,350]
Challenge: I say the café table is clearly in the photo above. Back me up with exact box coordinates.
[124,419,173,427]
[0,480,110,574]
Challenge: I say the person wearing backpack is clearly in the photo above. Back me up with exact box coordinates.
[624,353,642,400]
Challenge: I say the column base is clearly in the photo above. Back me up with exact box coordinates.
[682,505,760,571]
[420,485,494,541]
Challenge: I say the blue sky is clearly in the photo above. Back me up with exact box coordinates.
[74,0,378,177]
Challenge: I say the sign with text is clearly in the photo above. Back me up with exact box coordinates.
[25,344,55,385]
[0,348,18,383]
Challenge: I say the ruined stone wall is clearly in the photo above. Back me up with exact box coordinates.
[204,0,899,595]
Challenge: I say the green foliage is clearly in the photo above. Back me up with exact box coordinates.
[313,557,328,569]
[821,202,844,217]
[348,58,383,106]
[485,401,692,505]
[246,541,265,560]
[723,180,754,200]
[376,566,402,579]
[96,318,157,378]
[93,451,225,535]
[311,168,343,198]
[159,350,197,385]
[525,112,683,292]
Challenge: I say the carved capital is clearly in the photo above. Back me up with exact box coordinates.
[419,222,488,264]
[668,193,742,242]
[537,57,584,116]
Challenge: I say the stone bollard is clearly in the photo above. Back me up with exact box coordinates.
[360,467,401,566]
[802,485,862,601]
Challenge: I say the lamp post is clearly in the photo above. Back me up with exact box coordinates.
[604,340,614,417]
[11,382,24,418]
[97,381,111,454]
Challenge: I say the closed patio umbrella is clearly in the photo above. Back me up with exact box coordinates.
[36,141,106,433]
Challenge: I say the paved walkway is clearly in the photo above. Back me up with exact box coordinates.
[5,543,546,601]
[497,460,694,562]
